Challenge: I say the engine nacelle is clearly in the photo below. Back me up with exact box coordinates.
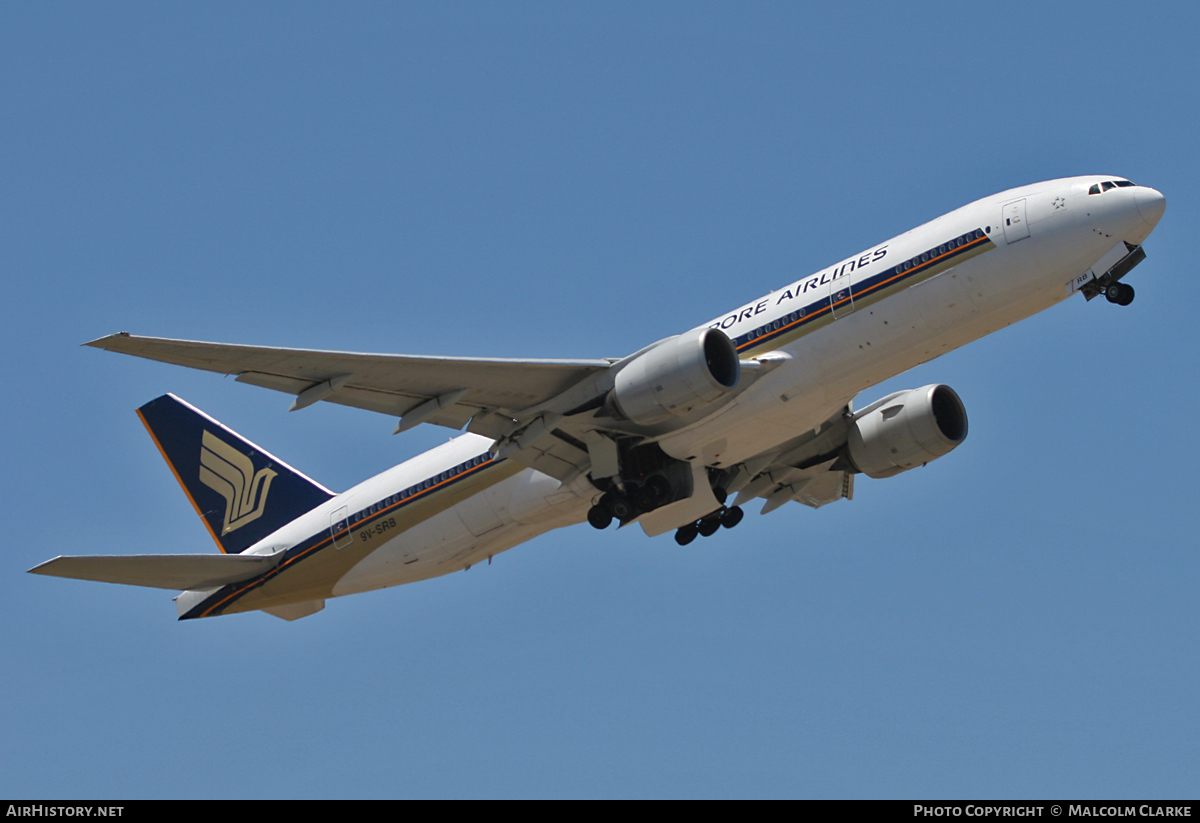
[847,384,968,479]
[610,328,740,425]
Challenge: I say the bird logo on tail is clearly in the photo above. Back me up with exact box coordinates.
[198,430,277,534]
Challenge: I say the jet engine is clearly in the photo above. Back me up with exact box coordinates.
[847,384,968,479]
[608,328,740,425]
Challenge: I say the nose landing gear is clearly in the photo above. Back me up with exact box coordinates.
[1105,282,1135,306]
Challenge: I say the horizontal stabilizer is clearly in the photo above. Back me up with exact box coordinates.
[28,553,281,590]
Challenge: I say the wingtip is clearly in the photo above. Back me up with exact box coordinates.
[81,331,131,349]
[27,557,63,575]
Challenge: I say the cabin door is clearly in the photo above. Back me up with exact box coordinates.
[1001,199,1030,244]
[330,506,353,549]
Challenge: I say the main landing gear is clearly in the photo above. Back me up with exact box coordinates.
[585,481,744,545]
[586,506,614,530]
[674,506,744,545]
[1105,282,1135,306]
[586,476,673,530]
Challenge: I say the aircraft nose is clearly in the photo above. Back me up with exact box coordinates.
[1134,186,1166,227]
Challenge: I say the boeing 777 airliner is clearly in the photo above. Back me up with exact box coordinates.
[30,176,1166,621]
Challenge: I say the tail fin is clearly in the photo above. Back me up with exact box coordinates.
[137,394,334,554]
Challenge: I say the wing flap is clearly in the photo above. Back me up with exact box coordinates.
[424,403,479,432]
[792,467,853,509]
[28,553,280,591]
[740,458,853,513]
[234,371,315,395]
[503,437,591,482]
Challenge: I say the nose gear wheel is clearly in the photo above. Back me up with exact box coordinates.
[1105,282,1135,306]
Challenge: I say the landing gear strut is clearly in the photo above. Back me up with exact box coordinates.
[1105,282,1135,306]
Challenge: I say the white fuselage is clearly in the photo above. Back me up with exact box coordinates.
[219,175,1163,614]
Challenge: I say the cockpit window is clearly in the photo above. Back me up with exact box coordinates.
[1089,179,1138,195]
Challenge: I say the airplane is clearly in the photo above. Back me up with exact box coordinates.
[29,175,1166,621]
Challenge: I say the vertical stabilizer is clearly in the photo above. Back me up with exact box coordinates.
[138,394,334,554]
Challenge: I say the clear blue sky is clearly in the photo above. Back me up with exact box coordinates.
[4,1,1197,798]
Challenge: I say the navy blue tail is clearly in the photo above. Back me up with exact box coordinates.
[137,394,334,554]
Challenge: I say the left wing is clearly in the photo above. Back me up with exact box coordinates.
[85,333,613,433]
[725,404,856,514]
[739,457,854,513]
